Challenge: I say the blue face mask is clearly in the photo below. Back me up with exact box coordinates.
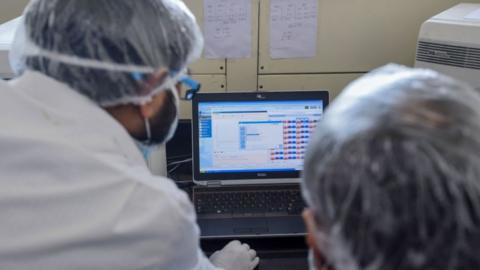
[135,118,164,162]
[135,140,159,161]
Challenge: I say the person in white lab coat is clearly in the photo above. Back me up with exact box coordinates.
[0,0,259,269]
[301,65,480,270]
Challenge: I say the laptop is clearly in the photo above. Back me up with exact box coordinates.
[192,91,329,238]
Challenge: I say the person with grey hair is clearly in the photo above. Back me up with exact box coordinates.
[0,0,258,269]
[301,64,480,270]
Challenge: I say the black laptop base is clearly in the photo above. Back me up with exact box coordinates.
[193,184,306,238]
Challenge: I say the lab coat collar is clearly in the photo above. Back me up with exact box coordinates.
[9,71,109,120]
[7,70,146,167]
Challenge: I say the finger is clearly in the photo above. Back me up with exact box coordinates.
[242,243,250,250]
[248,249,257,260]
[227,240,242,248]
[209,251,220,260]
[250,257,260,269]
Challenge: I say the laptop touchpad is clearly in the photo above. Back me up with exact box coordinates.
[233,219,269,234]
[232,218,268,230]
[199,218,270,237]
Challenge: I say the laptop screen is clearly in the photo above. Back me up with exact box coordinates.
[192,91,329,181]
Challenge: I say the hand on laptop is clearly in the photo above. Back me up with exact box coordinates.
[210,240,260,270]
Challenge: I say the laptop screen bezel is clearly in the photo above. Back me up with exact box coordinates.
[192,91,329,181]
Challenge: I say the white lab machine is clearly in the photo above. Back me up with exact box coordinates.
[0,17,20,79]
[0,17,168,176]
[415,3,480,91]
[149,146,168,177]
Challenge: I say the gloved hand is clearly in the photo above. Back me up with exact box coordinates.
[209,240,260,270]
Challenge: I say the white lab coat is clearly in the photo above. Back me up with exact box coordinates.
[0,71,217,270]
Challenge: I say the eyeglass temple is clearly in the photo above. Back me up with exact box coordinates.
[180,76,201,90]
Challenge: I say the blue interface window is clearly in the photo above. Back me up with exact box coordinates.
[198,100,323,174]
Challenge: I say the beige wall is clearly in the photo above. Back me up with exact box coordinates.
[2,1,480,92]
[0,0,29,24]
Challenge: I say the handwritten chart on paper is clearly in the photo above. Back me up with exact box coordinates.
[204,0,252,59]
[270,0,318,59]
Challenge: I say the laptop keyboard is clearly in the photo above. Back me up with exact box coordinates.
[194,188,305,218]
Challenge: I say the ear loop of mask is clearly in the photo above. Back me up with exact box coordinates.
[142,118,153,167]
[144,117,152,144]
[141,80,179,146]
[163,81,180,143]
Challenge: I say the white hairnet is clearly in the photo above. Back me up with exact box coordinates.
[302,64,480,270]
[10,0,203,107]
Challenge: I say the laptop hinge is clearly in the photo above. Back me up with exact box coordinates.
[207,180,222,187]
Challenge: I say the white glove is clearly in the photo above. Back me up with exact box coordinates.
[209,240,260,270]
